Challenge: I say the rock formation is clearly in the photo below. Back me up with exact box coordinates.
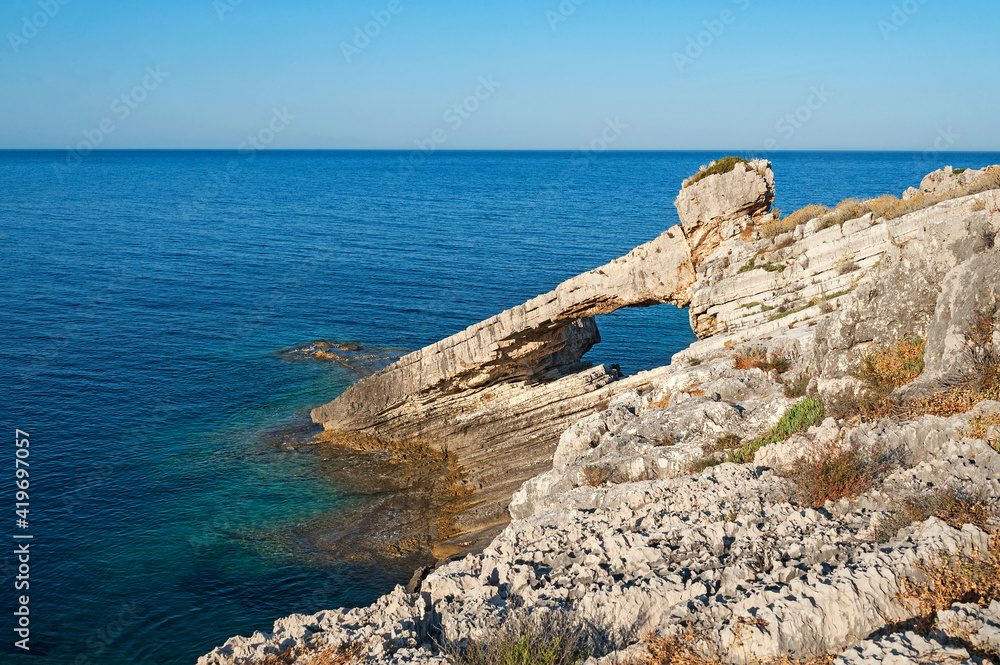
[311,158,773,535]
[201,161,1000,664]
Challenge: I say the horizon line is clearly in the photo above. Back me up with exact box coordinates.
[3,148,1000,154]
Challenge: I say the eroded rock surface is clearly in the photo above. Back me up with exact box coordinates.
[200,162,1000,664]
[311,161,777,537]
[199,403,1000,664]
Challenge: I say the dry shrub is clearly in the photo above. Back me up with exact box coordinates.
[971,198,988,212]
[783,375,811,398]
[314,644,365,665]
[643,634,834,665]
[784,440,897,508]
[966,413,1000,452]
[821,198,870,228]
[733,348,766,370]
[582,465,616,487]
[740,224,757,241]
[810,169,1000,233]
[261,643,363,665]
[648,393,672,409]
[899,530,1000,637]
[960,167,1000,196]
[685,454,722,475]
[782,203,829,230]
[826,338,927,421]
[758,214,798,240]
[706,434,741,453]
[894,308,1000,419]
[837,258,859,275]
[874,488,994,543]
[733,348,791,374]
[857,338,926,392]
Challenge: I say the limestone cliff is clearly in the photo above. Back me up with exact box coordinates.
[311,159,773,534]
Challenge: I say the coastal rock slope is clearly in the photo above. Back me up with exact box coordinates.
[201,160,1000,664]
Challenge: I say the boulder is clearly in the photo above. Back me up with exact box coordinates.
[674,159,774,265]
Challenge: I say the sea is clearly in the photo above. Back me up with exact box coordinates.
[3,150,999,664]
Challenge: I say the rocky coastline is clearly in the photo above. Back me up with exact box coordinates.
[200,160,1000,664]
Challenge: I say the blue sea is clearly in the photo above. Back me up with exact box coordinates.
[3,150,999,664]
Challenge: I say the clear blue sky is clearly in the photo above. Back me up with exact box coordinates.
[1,0,997,150]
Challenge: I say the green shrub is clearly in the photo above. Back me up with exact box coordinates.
[726,397,824,464]
[447,611,588,665]
[685,157,749,188]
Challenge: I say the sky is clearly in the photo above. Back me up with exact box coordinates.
[1,0,998,151]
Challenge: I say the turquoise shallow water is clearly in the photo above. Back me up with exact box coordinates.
[2,150,999,663]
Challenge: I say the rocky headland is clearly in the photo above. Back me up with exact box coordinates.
[200,160,1000,664]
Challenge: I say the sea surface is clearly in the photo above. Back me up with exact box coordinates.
[2,150,999,664]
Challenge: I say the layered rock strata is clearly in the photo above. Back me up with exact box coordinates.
[312,159,774,533]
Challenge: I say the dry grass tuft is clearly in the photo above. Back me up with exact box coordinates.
[648,394,673,410]
[582,465,616,487]
[784,440,897,508]
[705,434,742,453]
[825,338,926,421]
[733,348,792,374]
[260,643,363,665]
[899,530,1000,639]
[642,634,835,665]
[782,204,829,231]
[874,488,994,543]
[966,413,1000,452]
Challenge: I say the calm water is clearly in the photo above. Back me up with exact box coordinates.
[2,150,999,664]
